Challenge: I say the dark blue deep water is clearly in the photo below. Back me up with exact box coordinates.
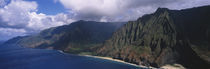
[0,45,144,69]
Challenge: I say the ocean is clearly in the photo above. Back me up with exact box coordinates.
[0,44,145,69]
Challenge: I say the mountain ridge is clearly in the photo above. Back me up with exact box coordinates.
[3,21,126,54]
[3,5,210,69]
[97,5,210,69]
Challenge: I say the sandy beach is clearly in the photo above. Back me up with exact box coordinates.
[83,55,155,69]
[58,50,185,69]
[160,64,186,69]
[83,55,186,69]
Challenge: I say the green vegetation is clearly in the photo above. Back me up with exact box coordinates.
[4,5,210,69]
[4,20,125,54]
[97,6,210,69]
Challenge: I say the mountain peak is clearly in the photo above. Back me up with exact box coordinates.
[155,8,169,14]
[97,6,210,69]
[157,7,169,11]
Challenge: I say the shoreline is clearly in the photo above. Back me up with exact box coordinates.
[82,55,186,69]
[82,55,155,69]
[58,50,185,69]
[161,64,186,69]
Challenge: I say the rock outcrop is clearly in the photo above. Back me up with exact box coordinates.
[97,6,210,69]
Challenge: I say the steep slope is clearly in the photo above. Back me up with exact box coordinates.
[4,20,125,54]
[97,6,210,69]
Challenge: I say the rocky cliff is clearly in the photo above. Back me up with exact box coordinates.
[97,6,210,69]
[4,5,210,69]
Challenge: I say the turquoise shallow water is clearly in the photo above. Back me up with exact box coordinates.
[0,45,145,69]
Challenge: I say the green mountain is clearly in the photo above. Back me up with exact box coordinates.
[97,6,210,69]
[4,20,125,54]
[4,5,210,69]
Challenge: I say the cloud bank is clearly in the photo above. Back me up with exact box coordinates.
[58,0,210,22]
[0,0,210,41]
[0,0,9,7]
[0,0,74,41]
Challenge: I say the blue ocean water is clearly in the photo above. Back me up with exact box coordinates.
[0,45,145,69]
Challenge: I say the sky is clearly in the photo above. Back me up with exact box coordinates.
[0,0,210,41]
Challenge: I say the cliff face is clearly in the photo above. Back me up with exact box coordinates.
[4,21,125,54]
[97,6,210,69]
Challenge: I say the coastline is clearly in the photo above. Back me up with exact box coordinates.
[58,50,152,68]
[161,64,186,69]
[58,50,185,69]
[82,55,186,69]
[82,55,155,69]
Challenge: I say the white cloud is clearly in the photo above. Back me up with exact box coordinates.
[164,0,210,10]
[58,0,210,22]
[0,0,210,41]
[0,0,75,40]
[0,0,9,7]
[27,12,74,33]
[0,0,37,28]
